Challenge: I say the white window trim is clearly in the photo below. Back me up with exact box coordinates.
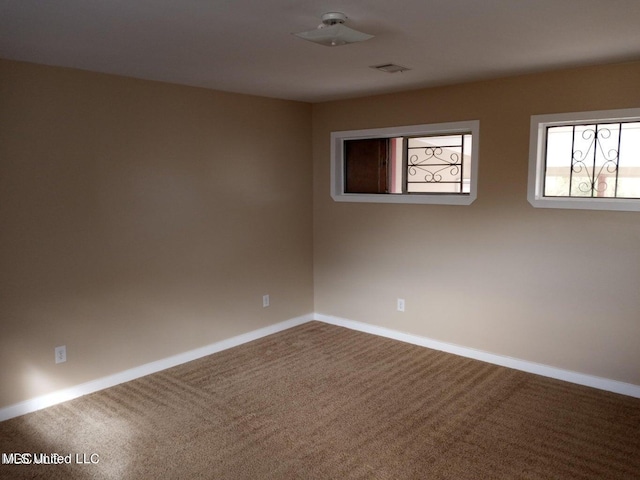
[528,108,640,212]
[331,120,480,205]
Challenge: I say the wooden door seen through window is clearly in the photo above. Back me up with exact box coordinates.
[344,138,389,194]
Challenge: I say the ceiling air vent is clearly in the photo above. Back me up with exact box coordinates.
[371,64,410,73]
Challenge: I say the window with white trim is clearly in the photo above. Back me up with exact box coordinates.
[528,108,640,211]
[331,121,479,205]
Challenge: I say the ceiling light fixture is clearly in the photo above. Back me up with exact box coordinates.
[294,12,374,47]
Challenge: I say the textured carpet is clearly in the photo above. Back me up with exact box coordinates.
[1,321,639,479]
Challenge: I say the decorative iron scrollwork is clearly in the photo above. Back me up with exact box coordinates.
[570,126,620,197]
[409,147,461,183]
[406,135,468,193]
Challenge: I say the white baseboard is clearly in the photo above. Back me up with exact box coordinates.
[0,313,314,422]
[3,311,638,422]
[315,313,640,399]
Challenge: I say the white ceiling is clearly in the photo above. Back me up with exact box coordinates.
[1,0,640,103]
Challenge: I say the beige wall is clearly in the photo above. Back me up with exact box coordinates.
[0,59,314,407]
[2,58,639,410]
[313,62,640,386]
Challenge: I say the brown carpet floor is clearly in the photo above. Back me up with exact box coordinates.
[1,321,639,479]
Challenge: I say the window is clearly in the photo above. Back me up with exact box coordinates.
[528,108,640,211]
[331,121,479,204]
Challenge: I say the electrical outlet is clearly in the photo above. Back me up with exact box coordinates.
[263,294,270,308]
[55,345,67,364]
[397,298,405,312]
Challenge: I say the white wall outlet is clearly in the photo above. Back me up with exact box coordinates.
[397,298,405,312]
[262,294,270,308]
[55,345,67,364]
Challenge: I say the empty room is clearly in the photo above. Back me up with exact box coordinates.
[1,1,640,478]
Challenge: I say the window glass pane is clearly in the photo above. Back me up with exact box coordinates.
[544,126,573,197]
[570,124,599,197]
[544,121,640,199]
[344,138,389,193]
[462,134,472,193]
[389,137,404,194]
[408,135,463,149]
[408,182,462,193]
[591,123,620,198]
[617,122,640,199]
[406,134,470,194]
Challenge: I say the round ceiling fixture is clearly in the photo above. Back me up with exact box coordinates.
[294,12,374,47]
